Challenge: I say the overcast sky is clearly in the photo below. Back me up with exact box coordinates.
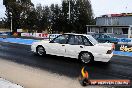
[0,0,132,19]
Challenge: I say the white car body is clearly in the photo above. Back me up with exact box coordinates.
[31,34,113,63]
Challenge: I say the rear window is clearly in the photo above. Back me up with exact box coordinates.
[86,35,98,45]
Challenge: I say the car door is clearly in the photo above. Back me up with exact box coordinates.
[47,34,69,56]
[65,35,85,58]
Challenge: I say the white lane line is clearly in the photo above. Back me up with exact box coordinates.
[0,78,24,88]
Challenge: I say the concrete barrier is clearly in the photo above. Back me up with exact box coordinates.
[114,44,132,57]
[21,33,61,39]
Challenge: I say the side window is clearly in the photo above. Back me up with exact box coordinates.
[77,36,83,45]
[68,36,75,45]
[51,35,69,44]
[104,35,109,38]
[83,37,91,46]
[107,35,111,38]
[68,35,83,45]
[101,35,105,38]
[95,34,100,39]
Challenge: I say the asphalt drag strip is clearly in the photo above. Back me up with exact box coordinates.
[0,42,131,88]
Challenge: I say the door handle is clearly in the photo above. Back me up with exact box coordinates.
[80,46,83,48]
[62,45,65,46]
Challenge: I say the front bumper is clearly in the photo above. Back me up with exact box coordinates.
[31,45,36,53]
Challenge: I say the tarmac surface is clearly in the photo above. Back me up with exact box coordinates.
[0,42,131,87]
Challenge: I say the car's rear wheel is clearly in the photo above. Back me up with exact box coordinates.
[80,52,93,64]
[37,46,46,56]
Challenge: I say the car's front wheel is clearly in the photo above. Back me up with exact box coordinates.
[36,46,46,56]
[80,52,93,64]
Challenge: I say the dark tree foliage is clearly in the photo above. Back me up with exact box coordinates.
[3,0,95,33]
[51,0,95,33]
[3,0,34,32]
[51,4,63,33]
[25,8,38,32]
[61,0,95,33]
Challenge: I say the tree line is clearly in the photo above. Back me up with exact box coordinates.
[3,0,95,33]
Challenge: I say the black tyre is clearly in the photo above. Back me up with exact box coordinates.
[36,46,46,56]
[80,52,93,64]
[80,78,87,86]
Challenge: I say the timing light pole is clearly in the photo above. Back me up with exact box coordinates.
[10,12,12,32]
[68,0,71,21]
[11,14,12,32]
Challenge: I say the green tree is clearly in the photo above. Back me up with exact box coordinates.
[25,8,38,32]
[38,6,51,32]
[3,0,95,34]
[61,0,95,33]
[59,0,69,33]
[35,4,44,32]
[3,0,34,32]
[20,0,34,30]
[50,4,62,33]
[76,0,95,33]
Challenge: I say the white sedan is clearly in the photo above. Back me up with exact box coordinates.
[31,33,114,63]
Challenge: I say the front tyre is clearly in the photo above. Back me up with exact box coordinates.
[36,46,46,56]
[80,52,93,64]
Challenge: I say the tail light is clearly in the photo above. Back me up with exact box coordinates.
[112,43,115,50]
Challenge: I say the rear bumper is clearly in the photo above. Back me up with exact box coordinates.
[94,53,113,62]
